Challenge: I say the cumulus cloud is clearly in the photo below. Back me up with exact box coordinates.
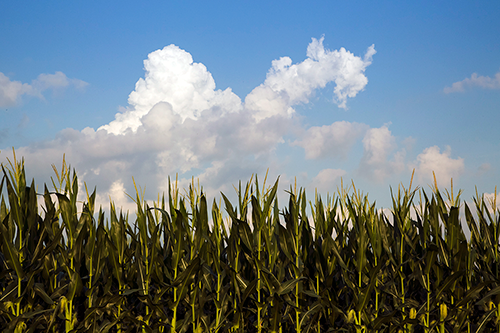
[99,45,242,134]
[311,168,346,193]
[3,37,376,210]
[101,37,375,134]
[358,125,405,182]
[0,73,34,107]
[94,179,137,214]
[483,191,500,212]
[246,37,376,121]
[444,71,500,93]
[412,146,464,185]
[293,121,369,159]
[0,71,88,107]
[32,71,88,93]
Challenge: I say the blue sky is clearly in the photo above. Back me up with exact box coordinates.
[1,0,499,209]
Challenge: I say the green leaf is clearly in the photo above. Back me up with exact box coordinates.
[0,215,24,279]
[475,309,496,333]
[278,277,306,295]
[33,283,54,305]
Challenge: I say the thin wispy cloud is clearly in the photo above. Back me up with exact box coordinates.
[444,71,500,93]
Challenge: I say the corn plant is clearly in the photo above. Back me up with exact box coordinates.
[2,155,500,332]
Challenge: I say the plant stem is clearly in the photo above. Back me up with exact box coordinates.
[257,226,262,333]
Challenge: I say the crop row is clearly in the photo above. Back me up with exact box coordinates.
[1,156,500,332]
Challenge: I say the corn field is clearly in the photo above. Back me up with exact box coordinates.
[1,155,500,332]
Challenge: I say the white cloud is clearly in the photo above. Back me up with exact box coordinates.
[33,71,88,92]
[444,71,500,93]
[94,179,137,214]
[311,168,346,193]
[0,73,34,107]
[293,121,369,159]
[246,37,375,121]
[362,125,395,166]
[483,191,500,213]
[3,37,376,211]
[99,45,242,135]
[358,124,405,182]
[412,145,464,185]
[101,37,375,134]
[0,71,88,107]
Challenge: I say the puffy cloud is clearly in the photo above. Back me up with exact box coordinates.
[358,125,405,182]
[0,71,88,107]
[311,168,346,193]
[3,37,376,211]
[94,179,137,214]
[361,125,395,166]
[0,73,33,107]
[293,121,369,159]
[99,45,242,134]
[483,191,500,212]
[101,37,375,134]
[412,146,464,185]
[32,71,88,93]
[444,71,500,93]
[246,37,375,121]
